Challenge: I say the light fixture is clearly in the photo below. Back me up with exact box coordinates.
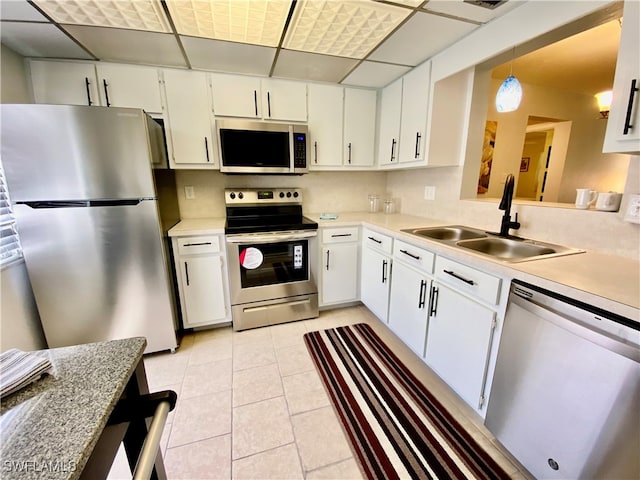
[495,48,522,113]
[595,90,613,119]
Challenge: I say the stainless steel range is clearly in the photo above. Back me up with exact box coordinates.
[224,188,319,331]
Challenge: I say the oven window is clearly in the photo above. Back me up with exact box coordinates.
[238,240,308,288]
[220,129,290,168]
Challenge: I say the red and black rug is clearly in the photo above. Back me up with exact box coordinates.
[304,323,512,480]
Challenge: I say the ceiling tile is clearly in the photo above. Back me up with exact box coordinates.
[284,0,411,59]
[424,0,524,24]
[368,11,478,66]
[33,0,170,32]
[166,0,291,47]
[62,26,186,67]
[272,49,359,83]
[0,0,49,21]
[0,21,94,59]
[181,36,275,75]
[341,61,411,88]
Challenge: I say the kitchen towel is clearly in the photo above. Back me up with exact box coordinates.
[0,348,52,398]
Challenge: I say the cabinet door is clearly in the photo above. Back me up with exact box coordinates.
[344,88,376,167]
[399,61,430,163]
[262,78,307,121]
[388,262,430,356]
[321,243,359,305]
[30,60,99,106]
[603,0,640,154]
[210,73,262,118]
[95,64,162,114]
[163,69,216,167]
[308,84,344,167]
[360,248,391,322]
[424,282,496,409]
[376,78,402,166]
[180,255,227,327]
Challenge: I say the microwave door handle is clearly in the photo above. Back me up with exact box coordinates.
[289,125,295,172]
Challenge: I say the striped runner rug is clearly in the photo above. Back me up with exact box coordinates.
[303,323,512,480]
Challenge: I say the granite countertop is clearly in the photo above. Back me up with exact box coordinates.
[0,337,146,480]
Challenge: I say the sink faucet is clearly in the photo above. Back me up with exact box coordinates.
[498,173,521,237]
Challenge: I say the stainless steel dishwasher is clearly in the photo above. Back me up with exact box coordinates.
[485,281,640,479]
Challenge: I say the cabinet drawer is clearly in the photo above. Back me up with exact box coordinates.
[434,256,501,305]
[177,236,221,255]
[363,228,393,254]
[322,227,359,244]
[393,240,434,274]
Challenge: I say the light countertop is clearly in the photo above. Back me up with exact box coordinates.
[0,338,146,480]
[167,213,639,321]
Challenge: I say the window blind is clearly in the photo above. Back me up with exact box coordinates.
[0,163,22,266]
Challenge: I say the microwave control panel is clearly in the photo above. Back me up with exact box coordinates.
[293,133,306,168]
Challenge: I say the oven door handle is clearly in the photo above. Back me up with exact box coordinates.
[226,231,318,244]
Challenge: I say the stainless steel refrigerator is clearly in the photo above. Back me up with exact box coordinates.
[1,104,178,353]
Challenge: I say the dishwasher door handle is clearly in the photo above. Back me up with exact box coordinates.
[509,294,640,363]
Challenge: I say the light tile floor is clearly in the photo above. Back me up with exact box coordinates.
[108,305,531,479]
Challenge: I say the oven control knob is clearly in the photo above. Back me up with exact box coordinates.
[286,192,292,198]
[293,192,299,198]
[238,192,244,199]
[279,192,285,198]
[229,192,236,199]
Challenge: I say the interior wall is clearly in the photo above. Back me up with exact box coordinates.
[174,170,389,218]
[0,44,46,351]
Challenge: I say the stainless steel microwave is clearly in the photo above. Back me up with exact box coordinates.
[217,119,308,174]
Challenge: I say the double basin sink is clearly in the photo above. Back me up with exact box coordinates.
[401,225,584,263]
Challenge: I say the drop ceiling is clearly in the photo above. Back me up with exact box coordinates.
[0,0,523,87]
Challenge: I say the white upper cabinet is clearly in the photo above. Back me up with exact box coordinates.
[399,61,431,164]
[344,88,376,167]
[210,73,262,118]
[376,78,403,167]
[210,74,307,122]
[95,64,163,114]
[603,0,640,154]
[261,78,307,122]
[162,69,216,168]
[30,60,99,107]
[308,84,344,167]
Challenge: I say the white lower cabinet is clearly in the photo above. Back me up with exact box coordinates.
[424,282,496,410]
[172,235,231,328]
[319,227,360,306]
[360,229,393,322]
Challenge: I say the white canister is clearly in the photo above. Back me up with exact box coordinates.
[595,192,622,212]
[575,189,597,209]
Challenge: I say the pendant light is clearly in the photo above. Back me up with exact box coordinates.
[496,48,522,113]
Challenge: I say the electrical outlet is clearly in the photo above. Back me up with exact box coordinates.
[185,186,195,200]
[424,186,436,200]
[623,194,640,224]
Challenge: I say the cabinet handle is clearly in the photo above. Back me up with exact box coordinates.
[204,137,210,162]
[254,90,258,117]
[314,141,318,164]
[429,285,439,316]
[368,236,382,244]
[102,79,111,107]
[183,242,212,247]
[331,233,352,238]
[418,279,427,309]
[400,249,420,261]
[623,78,638,135]
[444,269,475,285]
[382,259,388,283]
[348,143,352,164]
[415,132,421,158]
[326,249,330,271]
[267,91,271,117]
[390,139,396,162]
[85,77,93,106]
[184,261,190,286]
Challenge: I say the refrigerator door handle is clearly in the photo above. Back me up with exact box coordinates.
[19,199,145,208]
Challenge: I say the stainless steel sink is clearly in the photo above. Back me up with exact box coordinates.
[401,225,585,263]
[402,225,488,242]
